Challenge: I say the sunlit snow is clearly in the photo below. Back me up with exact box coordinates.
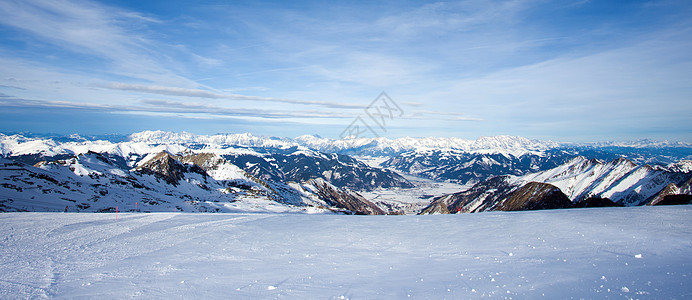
[1,206,690,298]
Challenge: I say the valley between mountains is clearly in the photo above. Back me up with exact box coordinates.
[1,131,691,214]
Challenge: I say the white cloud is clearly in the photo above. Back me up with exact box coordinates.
[406,110,484,121]
[0,0,690,140]
[0,95,357,120]
[104,83,365,109]
[0,0,197,87]
[423,27,692,137]
[375,0,530,37]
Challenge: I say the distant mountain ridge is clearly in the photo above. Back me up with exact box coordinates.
[5,131,690,185]
[0,132,413,214]
[0,150,393,214]
[1,131,692,215]
[3,130,691,164]
[421,156,692,214]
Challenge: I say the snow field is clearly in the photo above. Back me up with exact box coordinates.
[0,206,690,299]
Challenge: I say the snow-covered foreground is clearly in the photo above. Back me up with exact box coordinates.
[1,207,690,299]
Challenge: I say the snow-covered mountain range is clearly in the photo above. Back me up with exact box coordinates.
[0,132,412,214]
[1,131,691,214]
[422,156,692,214]
[5,130,692,156]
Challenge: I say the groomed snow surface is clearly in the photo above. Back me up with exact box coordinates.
[1,206,690,299]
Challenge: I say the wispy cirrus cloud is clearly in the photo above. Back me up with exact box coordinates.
[0,96,357,119]
[374,0,529,37]
[0,93,483,124]
[1,0,691,140]
[406,110,484,122]
[0,0,198,87]
[138,99,352,118]
[104,83,364,109]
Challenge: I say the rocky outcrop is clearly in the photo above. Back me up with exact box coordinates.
[135,151,207,185]
[647,183,680,206]
[419,175,516,214]
[224,150,413,191]
[420,179,572,214]
[572,196,620,208]
[495,182,572,211]
[651,194,692,205]
[420,200,450,215]
[307,178,385,215]
[647,176,692,206]
[382,149,575,185]
[678,177,692,195]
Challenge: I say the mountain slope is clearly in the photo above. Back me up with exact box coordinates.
[1,154,242,213]
[221,148,412,191]
[494,182,572,211]
[518,157,692,206]
[303,178,385,215]
[3,131,692,214]
[421,157,692,214]
[420,176,517,214]
[0,133,412,192]
[0,150,398,214]
[381,149,576,185]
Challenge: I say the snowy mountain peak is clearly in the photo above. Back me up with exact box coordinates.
[590,139,692,148]
[134,151,205,185]
[0,134,60,156]
[128,130,297,149]
[667,160,692,173]
[129,130,197,144]
[565,155,595,165]
[602,156,637,169]
[125,131,561,157]
[473,135,556,151]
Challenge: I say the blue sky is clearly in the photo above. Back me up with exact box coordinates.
[0,0,690,142]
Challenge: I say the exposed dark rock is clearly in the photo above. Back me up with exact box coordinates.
[495,182,572,211]
[651,194,692,206]
[135,151,207,185]
[420,175,517,214]
[382,149,576,185]
[647,183,680,206]
[307,178,385,215]
[223,149,413,191]
[177,153,221,170]
[419,200,450,215]
[678,177,692,195]
[573,196,621,208]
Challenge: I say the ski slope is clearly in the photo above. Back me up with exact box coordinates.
[1,206,690,299]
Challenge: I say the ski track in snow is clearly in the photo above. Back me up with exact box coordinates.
[1,206,691,299]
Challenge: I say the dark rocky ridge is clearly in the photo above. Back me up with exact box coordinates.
[419,179,574,215]
[134,151,394,214]
[135,151,207,186]
[647,183,680,206]
[307,178,385,215]
[652,194,692,205]
[494,182,572,211]
[223,148,413,191]
[647,177,692,206]
[419,175,516,214]
[382,150,576,185]
[572,197,621,208]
